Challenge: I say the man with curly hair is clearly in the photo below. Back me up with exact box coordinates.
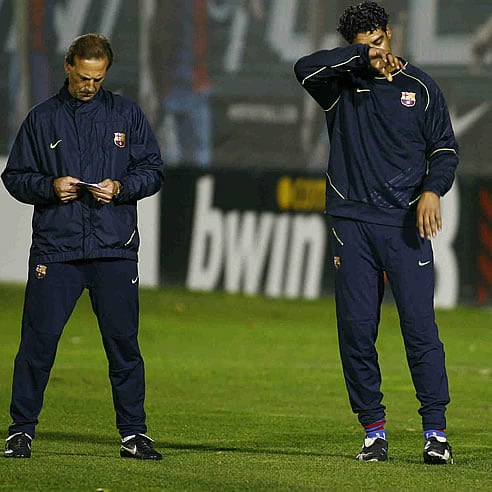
[294,1,457,464]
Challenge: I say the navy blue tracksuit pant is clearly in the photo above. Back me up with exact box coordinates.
[9,259,147,439]
[331,217,450,431]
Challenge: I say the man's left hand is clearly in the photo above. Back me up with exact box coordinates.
[368,48,405,82]
[417,191,441,239]
[89,178,119,204]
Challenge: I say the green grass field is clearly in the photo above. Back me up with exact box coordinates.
[0,283,490,491]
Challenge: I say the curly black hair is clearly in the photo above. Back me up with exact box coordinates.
[337,1,389,44]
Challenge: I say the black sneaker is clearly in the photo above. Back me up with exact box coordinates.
[356,437,388,462]
[423,436,453,464]
[5,432,32,458]
[120,434,162,460]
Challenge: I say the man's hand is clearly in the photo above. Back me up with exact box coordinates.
[368,48,405,82]
[53,176,80,203]
[88,178,120,205]
[417,191,442,240]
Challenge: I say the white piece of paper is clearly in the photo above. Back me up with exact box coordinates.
[75,181,103,189]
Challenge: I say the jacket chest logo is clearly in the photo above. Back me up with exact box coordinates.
[113,132,126,148]
[401,92,416,107]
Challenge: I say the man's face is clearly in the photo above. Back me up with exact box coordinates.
[353,26,392,51]
[64,56,109,101]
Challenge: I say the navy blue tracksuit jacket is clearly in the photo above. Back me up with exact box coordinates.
[2,81,164,264]
[294,44,458,431]
[294,43,458,226]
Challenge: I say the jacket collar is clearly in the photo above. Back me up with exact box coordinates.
[58,79,105,107]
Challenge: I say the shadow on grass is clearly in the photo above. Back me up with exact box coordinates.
[35,430,336,459]
[161,441,332,458]
[37,430,116,445]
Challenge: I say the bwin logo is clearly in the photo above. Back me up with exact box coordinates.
[186,176,326,299]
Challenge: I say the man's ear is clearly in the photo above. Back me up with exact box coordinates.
[386,24,392,41]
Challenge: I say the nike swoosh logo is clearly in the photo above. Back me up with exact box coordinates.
[121,445,137,455]
[356,88,371,93]
[50,139,62,149]
[419,260,431,267]
[131,276,139,284]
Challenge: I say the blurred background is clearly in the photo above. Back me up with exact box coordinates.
[1,0,492,306]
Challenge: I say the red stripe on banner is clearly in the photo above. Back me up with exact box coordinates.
[479,189,492,221]
[479,220,492,250]
[478,253,492,285]
[193,0,211,93]
[477,284,489,305]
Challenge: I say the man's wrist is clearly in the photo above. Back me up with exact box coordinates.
[421,190,440,198]
[113,180,122,200]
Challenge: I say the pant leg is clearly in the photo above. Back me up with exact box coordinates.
[87,259,147,438]
[331,218,386,426]
[9,262,84,437]
[385,227,450,430]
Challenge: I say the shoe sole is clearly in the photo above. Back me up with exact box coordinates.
[424,455,453,465]
[120,451,162,460]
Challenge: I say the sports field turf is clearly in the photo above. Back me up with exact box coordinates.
[0,283,490,491]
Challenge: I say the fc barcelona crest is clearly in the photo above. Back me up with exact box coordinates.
[35,264,47,279]
[401,92,416,108]
[113,132,126,148]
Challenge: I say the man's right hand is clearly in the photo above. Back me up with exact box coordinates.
[53,176,80,203]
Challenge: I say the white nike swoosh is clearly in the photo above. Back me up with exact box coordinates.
[356,88,371,93]
[131,276,139,284]
[419,260,431,267]
[50,139,62,149]
[121,445,137,455]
